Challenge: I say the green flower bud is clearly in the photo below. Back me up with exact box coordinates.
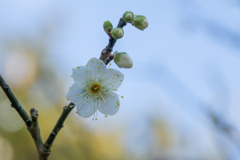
[103,20,113,34]
[114,52,133,68]
[111,28,124,40]
[131,15,148,31]
[122,11,134,23]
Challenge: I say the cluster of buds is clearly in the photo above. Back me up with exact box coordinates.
[103,21,124,40]
[123,11,148,31]
[103,11,148,69]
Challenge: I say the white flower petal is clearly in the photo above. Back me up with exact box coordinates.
[98,91,120,115]
[72,66,88,87]
[66,83,86,104]
[66,83,81,97]
[76,101,96,118]
[86,57,107,78]
[67,58,125,119]
[103,69,124,90]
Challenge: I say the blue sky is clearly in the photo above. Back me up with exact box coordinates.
[1,0,240,158]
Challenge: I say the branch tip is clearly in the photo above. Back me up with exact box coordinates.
[30,108,39,121]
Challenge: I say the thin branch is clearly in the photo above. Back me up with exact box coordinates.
[0,74,32,127]
[100,18,127,62]
[44,103,75,149]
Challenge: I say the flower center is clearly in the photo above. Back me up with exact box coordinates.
[91,84,100,93]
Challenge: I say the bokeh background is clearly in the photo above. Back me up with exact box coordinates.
[1,0,240,159]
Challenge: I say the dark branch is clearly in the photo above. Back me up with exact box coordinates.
[0,74,32,127]
[100,18,127,62]
[44,103,75,148]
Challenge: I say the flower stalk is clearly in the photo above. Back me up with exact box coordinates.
[45,102,75,147]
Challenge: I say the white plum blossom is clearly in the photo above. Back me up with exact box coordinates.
[66,57,124,120]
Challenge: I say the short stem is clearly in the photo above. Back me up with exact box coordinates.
[44,103,75,148]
